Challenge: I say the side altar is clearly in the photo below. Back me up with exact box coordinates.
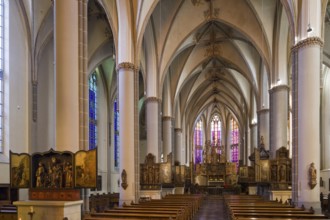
[10,148,97,220]
[239,138,292,201]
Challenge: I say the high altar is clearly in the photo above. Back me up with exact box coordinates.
[193,140,237,187]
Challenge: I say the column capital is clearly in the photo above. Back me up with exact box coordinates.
[174,128,182,132]
[117,62,139,72]
[162,116,174,121]
[250,122,258,128]
[257,108,269,114]
[269,85,290,94]
[291,37,324,52]
[145,96,161,104]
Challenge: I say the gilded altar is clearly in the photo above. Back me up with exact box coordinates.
[140,153,190,190]
[245,143,292,190]
[193,141,237,186]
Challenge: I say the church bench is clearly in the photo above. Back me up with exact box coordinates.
[129,204,192,219]
[89,212,178,219]
[229,207,306,211]
[104,209,184,220]
[85,218,155,220]
[0,204,17,220]
[229,209,315,215]
[164,194,205,210]
[320,193,329,213]
[235,218,329,220]
[230,212,328,220]
[135,201,195,217]
[114,206,189,220]
[89,193,119,213]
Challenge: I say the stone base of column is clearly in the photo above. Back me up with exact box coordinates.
[120,197,135,206]
[296,201,321,214]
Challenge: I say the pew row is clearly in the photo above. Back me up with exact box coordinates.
[224,194,329,220]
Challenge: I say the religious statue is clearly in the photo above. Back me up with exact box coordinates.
[49,157,63,188]
[63,162,73,187]
[36,162,45,187]
[121,169,128,190]
[308,162,317,189]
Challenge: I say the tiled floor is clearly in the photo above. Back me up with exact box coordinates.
[193,195,228,220]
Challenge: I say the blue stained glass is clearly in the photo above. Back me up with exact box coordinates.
[114,99,119,168]
[89,72,97,150]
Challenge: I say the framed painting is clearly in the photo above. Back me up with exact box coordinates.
[10,151,31,188]
[74,148,97,188]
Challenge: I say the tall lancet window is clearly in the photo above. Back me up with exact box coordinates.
[211,115,221,146]
[194,119,203,163]
[0,0,4,152]
[89,72,97,150]
[114,98,119,168]
[231,118,239,169]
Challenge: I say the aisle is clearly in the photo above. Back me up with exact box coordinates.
[193,195,228,220]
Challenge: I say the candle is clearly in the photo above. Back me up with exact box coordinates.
[29,206,33,213]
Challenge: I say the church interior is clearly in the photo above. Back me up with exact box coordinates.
[0,0,330,219]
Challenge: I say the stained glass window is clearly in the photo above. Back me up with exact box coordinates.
[114,98,119,168]
[0,0,4,152]
[231,118,239,169]
[211,115,221,146]
[89,72,97,150]
[194,119,203,163]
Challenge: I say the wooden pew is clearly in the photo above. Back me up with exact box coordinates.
[89,212,177,219]
[231,212,328,219]
[89,192,119,213]
[130,203,192,219]
[105,209,183,220]
[114,206,188,220]
[225,194,329,220]
[0,204,17,220]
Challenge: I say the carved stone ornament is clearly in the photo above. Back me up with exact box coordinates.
[121,169,128,190]
[308,162,317,189]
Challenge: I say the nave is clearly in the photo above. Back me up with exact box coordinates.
[193,195,226,220]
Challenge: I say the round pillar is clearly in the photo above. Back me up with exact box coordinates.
[174,128,182,164]
[117,62,136,205]
[162,116,173,160]
[145,97,160,162]
[54,0,80,151]
[257,109,270,151]
[292,37,323,210]
[270,85,289,158]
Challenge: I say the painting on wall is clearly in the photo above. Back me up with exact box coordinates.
[74,148,97,188]
[10,151,31,188]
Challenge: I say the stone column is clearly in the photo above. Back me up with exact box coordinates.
[257,109,270,151]
[269,85,289,158]
[292,37,323,210]
[54,0,80,152]
[249,123,258,158]
[174,128,182,164]
[145,97,160,162]
[117,62,136,205]
[162,116,173,160]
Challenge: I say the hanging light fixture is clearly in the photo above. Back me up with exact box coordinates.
[307,0,313,32]
[307,24,312,33]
